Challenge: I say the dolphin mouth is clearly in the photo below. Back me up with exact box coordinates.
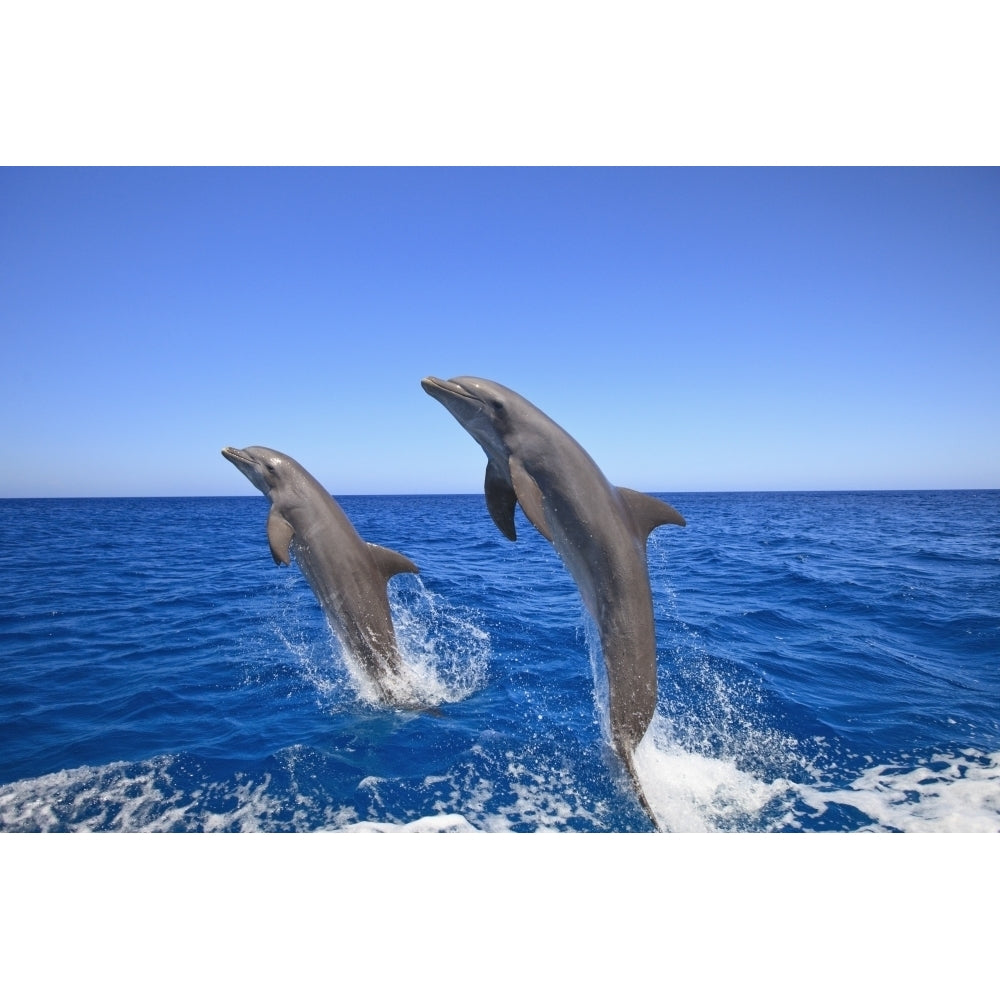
[421,376,474,404]
[221,446,257,470]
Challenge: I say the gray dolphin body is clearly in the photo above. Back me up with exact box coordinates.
[222,445,419,705]
[421,376,685,828]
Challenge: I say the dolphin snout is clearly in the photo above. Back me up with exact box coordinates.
[421,376,476,405]
[221,446,260,475]
[421,376,447,396]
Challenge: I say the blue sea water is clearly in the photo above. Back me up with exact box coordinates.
[1,490,998,832]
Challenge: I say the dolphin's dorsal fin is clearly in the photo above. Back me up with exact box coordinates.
[267,506,294,565]
[510,455,553,543]
[617,487,686,541]
[485,458,518,541]
[369,544,419,580]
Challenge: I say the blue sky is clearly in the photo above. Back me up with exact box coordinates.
[2,167,998,497]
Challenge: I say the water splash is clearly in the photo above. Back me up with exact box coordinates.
[581,594,820,832]
[633,719,793,832]
[388,575,491,707]
[266,574,490,712]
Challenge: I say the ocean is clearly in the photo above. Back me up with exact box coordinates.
[1,490,998,833]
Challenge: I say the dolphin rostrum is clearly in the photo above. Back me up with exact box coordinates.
[222,445,420,706]
[421,376,685,828]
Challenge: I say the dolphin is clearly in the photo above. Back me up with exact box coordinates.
[421,376,685,828]
[222,445,420,706]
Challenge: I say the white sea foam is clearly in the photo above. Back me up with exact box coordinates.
[629,720,1000,834]
[2,743,997,833]
[337,813,479,833]
[793,749,1000,832]
[0,757,283,832]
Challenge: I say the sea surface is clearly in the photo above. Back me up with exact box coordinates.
[1,490,998,832]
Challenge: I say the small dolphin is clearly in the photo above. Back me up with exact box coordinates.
[421,376,685,828]
[222,445,419,706]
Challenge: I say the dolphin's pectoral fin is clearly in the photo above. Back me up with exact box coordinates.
[368,543,419,580]
[485,459,518,541]
[266,507,294,565]
[618,487,686,540]
[510,456,553,543]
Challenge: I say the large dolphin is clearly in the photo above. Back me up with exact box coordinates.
[421,376,685,828]
[222,445,420,706]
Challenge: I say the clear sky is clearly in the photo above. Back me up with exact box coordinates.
[2,167,998,497]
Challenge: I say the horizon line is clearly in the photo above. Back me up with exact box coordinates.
[4,486,998,501]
